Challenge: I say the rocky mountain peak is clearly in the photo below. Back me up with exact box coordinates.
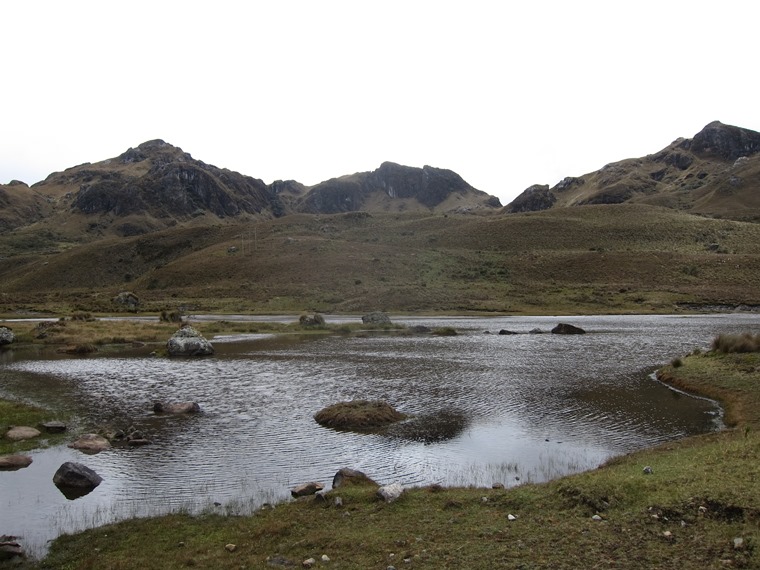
[688,120,760,161]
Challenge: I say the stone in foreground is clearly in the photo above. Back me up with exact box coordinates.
[332,467,377,488]
[53,462,103,498]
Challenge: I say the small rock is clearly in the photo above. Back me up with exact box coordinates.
[643,466,653,475]
[225,543,237,552]
[68,433,111,454]
[481,496,489,503]
[734,537,744,550]
[332,467,376,488]
[334,496,343,507]
[507,514,517,521]
[40,421,67,433]
[663,531,673,540]
[291,482,324,497]
[302,558,316,568]
[492,482,504,489]
[592,514,603,522]
[0,541,24,561]
[377,482,404,503]
[5,426,41,441]
[321,554,330,562]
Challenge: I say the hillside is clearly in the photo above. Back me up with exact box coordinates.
[506,121,760,222]
[1,205,759,315]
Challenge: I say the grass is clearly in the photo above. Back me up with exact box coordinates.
[313,400,408,430]
[0,399,70,455]
[31,335,760,569]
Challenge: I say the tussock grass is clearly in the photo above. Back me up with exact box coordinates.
[712,332,760,354]
[314,400,408,430]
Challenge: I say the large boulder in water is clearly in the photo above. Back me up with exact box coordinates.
[53,462,102,498]
[166,325,214,356]
[0,326,15,346]
[68,433,111,454]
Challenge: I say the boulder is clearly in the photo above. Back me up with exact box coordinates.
[166,325,214,356]
[0,326,15,346]
[332,468,377,489]
[498,329,518,335]
[0,455,33,470]
[68,433,111,453]
[362,311,391,325]
[551,323,586,335]
[113,291,140,309]
[291,482,324,497]
[377,482,404,503]
[299,313,326,327]
[153,401,201,414]
[4,426,41,441]
[53,462,102,497]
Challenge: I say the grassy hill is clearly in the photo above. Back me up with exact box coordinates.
[2,204,759,315]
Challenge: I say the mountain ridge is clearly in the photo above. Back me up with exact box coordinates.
[506,121,760,221]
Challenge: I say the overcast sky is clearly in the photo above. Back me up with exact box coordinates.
[2,1,758,205]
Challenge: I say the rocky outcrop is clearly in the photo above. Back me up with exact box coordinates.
[688,121,760,161]
[0,455,33,470]
[0,326,15,346]
[505,184,556,213]
[299,162,500,214]
[113,291,139,310]
[53,462,102,498]
[166,325,214,356]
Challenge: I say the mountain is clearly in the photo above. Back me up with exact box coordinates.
[2,142,500,239]
[298,161,501,214]
[506,121,760,222]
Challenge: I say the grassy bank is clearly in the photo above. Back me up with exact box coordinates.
[31,338,760,569]
[0,399,70,455]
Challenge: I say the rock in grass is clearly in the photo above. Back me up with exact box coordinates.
[377,482,404,503]
[314,400,407,430]
[291,482,324,497]
[0,540,24,561]
[362,311,391,325]
[40,421,67,433]
[166,325,214,356]
[4,426,41,441]
[332,467,377,488]
[0,455,33,470]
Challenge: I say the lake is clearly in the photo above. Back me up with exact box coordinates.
[2,313,759,558]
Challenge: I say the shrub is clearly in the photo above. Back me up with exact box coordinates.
[711,333,760,354]
[671,357,683,368]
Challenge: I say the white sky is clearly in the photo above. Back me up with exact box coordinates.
[2,1,758,205]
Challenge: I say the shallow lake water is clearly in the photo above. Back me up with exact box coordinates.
[2,313,759,557]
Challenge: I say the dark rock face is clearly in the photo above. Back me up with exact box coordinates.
[299,161,493,214]
[689,121,760,161]
[551,323,586,335]
[67,140,283,226]
[505,184,556,213]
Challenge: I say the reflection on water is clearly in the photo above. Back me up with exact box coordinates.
[2,313,759,557]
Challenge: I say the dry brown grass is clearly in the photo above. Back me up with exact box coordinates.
[314,400,408,430]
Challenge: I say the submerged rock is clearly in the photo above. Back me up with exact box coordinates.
[551,323,586,335]
[153,401,201,414]
[68,433,111,454]
[0,455,33,470]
